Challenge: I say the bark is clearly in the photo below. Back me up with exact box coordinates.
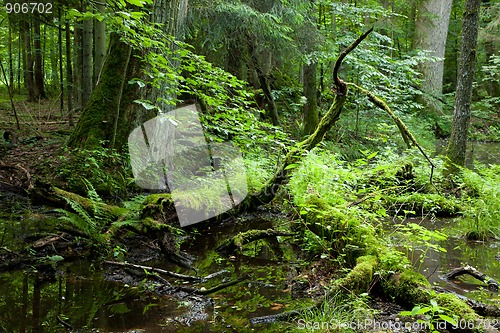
[93,3,106,85]
[33,14,45,100]
[67,34,142,149]
[22,19,35,101]
[69,0,189,149]
[251,28,373,206]
[81,16,93,108]
[446,0,481,167]
[303,62,318,135]
[216,229,294,254]
[8,17,14,92]
[445,265,499,291]
[248,41,280,126]
[65,22,74,126]
[58,9,64,115]
[146,0,189,111]
[73,21,83,111]
[104,261,201,282]
[413,0,452,115]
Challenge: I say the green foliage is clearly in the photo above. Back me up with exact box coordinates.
[54,180,109,245]
[293,292,375,333]
[400,298,459,333]
[390,223,447,271]
[56,144,133,196]
[459,164,500,240]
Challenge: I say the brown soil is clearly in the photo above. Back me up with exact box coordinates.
[1,97,74,192]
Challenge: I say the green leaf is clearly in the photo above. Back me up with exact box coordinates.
[438,314,458,325]
[125,0,144,7]
[284,163,300,170]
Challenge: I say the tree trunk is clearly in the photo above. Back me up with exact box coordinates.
[145,0,188,112]
[33,14,45,100]
[446,0,481,167]
[22,19,35,101]
[413,0,452,115]
[81,17,93,108]
[58,8,64,115]
[303,62,318,135]
[67,34,142,149]
[69,0,189,149]
[65,22,74,126]
[94,3,106,85]
[8,17,14,93]
[73,21,83,112]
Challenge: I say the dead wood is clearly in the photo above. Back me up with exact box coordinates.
[103,260,202,282]
[445,265,499,291]
[348,83,436,182]
[0,163,33,190]
[434,286,500,318]
[177,274,250,295]
[250,27,374,206]
[216,228,295,254]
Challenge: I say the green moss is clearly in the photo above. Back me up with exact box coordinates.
[383,193,461,216]
[335,255,378,292]
[382,270,431,306]
[434,293,479,323]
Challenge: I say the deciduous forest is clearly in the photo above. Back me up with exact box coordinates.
[0,0,499,332]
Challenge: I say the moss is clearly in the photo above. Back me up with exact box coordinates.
[382,270,431,306]
[435,293,479,323]
[383,193,461,216]
[335,255,378,292]
[140,193,177,221]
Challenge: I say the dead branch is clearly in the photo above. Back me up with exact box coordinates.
[0,163,33,190]
[103,260,202,282]
[177,274,250,295]
[348,83,436,183]
[251,28,374,206]
[445,265,499,291]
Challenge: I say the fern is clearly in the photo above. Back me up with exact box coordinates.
[111,195,147,229]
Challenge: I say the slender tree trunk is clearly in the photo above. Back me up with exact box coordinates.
[22,19,36,101]
[66,22,74,126]
[413,0,452,115]
[94,3,106,84]
[446,0,481,167]
[146,0,189,111]
[18,29,22,92]
[8,18,14,93]
[303,62,318,134]
[33,14,46,100]
[73,21,83,111]
[82,17,93,108]
[58,8,64,115]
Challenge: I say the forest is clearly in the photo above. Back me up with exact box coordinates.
[0,0,499,332]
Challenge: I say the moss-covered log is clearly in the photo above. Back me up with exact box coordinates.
[216,228,295,254]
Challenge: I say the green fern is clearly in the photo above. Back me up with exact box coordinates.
[54,180,107,240]
[111,195,147,229]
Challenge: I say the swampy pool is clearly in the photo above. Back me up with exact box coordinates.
[0,213,305,333]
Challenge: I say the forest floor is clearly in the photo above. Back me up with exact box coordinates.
[0,100,69,193]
